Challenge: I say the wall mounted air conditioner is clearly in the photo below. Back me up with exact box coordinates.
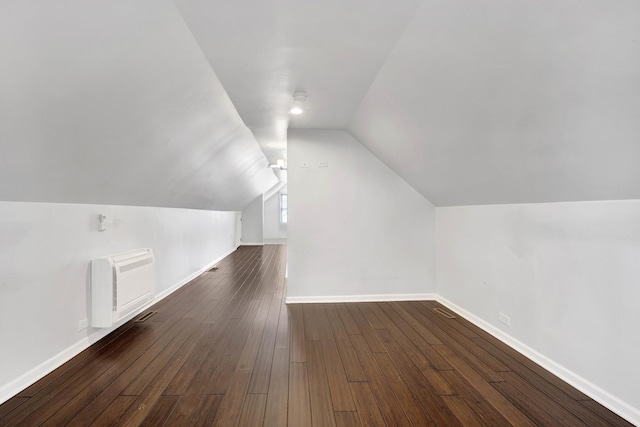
[91,248,156,328]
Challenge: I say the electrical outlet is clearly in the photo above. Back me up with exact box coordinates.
[78,318,89,331]
[499,312,511,326]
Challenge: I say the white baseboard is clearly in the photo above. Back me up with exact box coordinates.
[240,242,264,246]
[0,246,237,406]
[264,238,287,245]
[436,296,640,426]
[154,246,236,302]
[0,328,113,405]
[4,279,637,426]
[285,293,436,304]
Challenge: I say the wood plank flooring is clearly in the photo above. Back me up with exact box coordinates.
[0,245,633,426]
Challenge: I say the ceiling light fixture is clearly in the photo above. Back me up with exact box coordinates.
[288,91,307,115]
[269,158,287,170]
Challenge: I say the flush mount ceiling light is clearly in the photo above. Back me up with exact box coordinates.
[288,91,307,115]
[269,158,287,170]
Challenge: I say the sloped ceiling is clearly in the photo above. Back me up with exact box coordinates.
[3,1,639,209]
[175,0,640,206]
[349,0,640,205]
[0,0,277,211]
[172,0,423,172]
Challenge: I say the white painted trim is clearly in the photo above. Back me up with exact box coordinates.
[436,296,640,426]
[4,278,638,426]
[263,238,287,245]
[285,293,436,304]
[0,329,111,405]
[240,242,264,246]
[154,246,236,302]
[0,246,237,406]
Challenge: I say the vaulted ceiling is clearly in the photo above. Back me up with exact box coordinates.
[176,0,640,206]
[173,0,422,168]
[2,0,640,210]
[350,0,640,205]
[0,0,278,211]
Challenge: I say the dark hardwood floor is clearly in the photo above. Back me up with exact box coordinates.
[0,245,632,426]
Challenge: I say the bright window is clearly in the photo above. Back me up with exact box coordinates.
[280,193,288,224]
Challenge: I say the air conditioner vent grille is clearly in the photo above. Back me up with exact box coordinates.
[135,311,157,323]
[433,308,456,319]
[120,257,153,274]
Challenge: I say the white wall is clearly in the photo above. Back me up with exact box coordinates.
[0,201,238,404]
[287,130,435,301]
[436,200,640,420]
[264,186,287,241]
[241,195,264,245]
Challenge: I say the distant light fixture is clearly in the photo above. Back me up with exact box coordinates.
[288,91,307,115]
[269,158,287,170]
